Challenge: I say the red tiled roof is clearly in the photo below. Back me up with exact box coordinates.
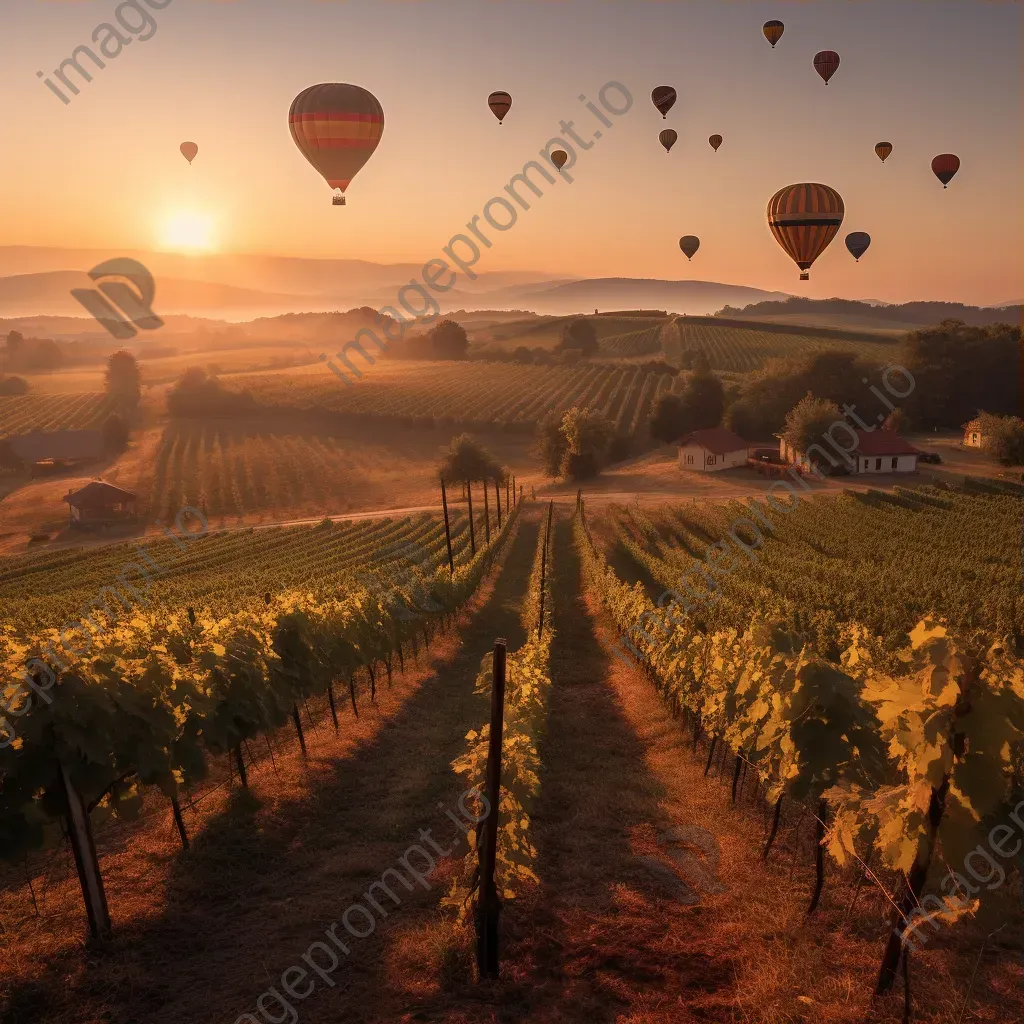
[678,427,749,456]
[64,480,138,509]
[852,429,920,456]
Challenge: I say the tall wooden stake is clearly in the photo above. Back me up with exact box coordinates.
[171,797,189,851]
[60,762,111,940]
[467,480,476,556]
[495,478,502,528]
[506,478,510,513]
[440,479,455,574]
[476,639,507,980]
[482,479,491,543]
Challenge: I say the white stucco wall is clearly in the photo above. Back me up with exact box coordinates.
[679,445,746,472]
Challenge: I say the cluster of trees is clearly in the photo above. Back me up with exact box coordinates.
[167,367,257,418]
[0,375,29,396]
[391,319,470,361]
[649,357,725,444]
[104,350,142,405]
[554,318,598,357]
[537,407,616,481]
[3,331,64,373]
[978,413,1024,466]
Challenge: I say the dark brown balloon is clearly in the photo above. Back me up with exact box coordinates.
[652,86,676,118]
[488,91,512,124]
[763,20,784,48]
[709,134,722,152]
[813,50,841,84]
[679,235,700,260]
[931,153,960,188]
[875,142,892,163]
[551,150,568,170]
[659,129,677,153]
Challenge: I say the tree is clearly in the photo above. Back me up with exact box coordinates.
[649,392,688,444]
[882,407,908,434]
[978,413,1024,466]
[680,369,725,432]
[782,393,843,467]
[0,375,28,396]
[559,407,614,479]
[535,416,566,477]
[105,349,141,404]
[428,319,469,360]
[437,434,501,486]
[557,318,598,357]
[6,331,23,354]
[102,413,130,454]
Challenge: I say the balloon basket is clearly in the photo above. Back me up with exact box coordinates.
[332,195,346,206]
[799,272,809,281]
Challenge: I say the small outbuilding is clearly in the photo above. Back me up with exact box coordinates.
[678,427,749,472]
[64,480,138,527]
[962,418,983,448]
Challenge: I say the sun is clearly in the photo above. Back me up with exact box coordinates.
[158,210,217,253]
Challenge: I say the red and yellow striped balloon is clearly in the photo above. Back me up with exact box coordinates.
[767,183,844,281]
[289,84,384,202]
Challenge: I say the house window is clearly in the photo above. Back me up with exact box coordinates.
[875,458,882,471]
[864,459,869,471]
[686,454,693,465]
[972,433,979,443]
[891,457,898,470]
[707,455,716,466]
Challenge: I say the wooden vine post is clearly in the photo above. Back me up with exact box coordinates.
[482,479,491,544]
[475,639,507,980]
[538,500,553,639]
[505,478,510,514]
[60,762,111,940]
[440,479,455,574]
[495,477,502,528]
[467,480,476,556]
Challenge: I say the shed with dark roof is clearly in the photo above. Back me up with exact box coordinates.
[64,480,138,526]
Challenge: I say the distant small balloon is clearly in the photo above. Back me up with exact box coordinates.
[551,150,568,170]
[659,129,677,153]
[180,142,198,164]
[763,20,785,48]
[679,235,700,260]
[709,134,722,152]
[845,232,871,262]
[875,142,892,163]
[652,86,676,118]
[931,153,960,188]
[488,91,512,124]
[813,50,841,85]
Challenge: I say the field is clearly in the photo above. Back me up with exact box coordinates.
[227,359,676,438]
[663,318,900,372]
[0,392,121,436]
[471,312,671,351]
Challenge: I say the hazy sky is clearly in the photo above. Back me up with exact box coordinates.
[1,0,1020,305]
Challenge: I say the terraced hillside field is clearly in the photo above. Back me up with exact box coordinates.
[662,319,900,373]
[226,359,675,437]
[479,312,671,350]
[0,393,121,436]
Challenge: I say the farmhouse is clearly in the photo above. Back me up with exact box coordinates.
[0,429,104,474]
[780,428,921,475]
[962,418,983,448]
[678,427,749,472]
[64,480,138,528]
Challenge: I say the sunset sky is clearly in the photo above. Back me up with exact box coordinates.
[1,0,1020,306]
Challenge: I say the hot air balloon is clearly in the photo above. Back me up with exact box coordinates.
[289,84,384,205]
[551,150,568,170]
[763,20,784,48]
[813,51,841,84]
[845,232,871,262]
[659,129,677,153]
[875,142,892,163]
[652,86,676,118]
[931,154,960,188]
[709,134,722,152]
[180,142,198,164]
[767,183,844,281]
[679,235,700,260]
[488,91,512,124]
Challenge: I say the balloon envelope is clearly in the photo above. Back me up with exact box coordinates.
[763,20,785,47]
[813,50,841,84]
[659,129,677,153]
[875,142,892,163]
[180,142,198,164]
[767,183,844,280]
[845,232,871,261]
[289,84,384,199]
[679,235,700,260]
[551,150,568,170]
[488,91,512,123]
[651,86,676,118]
[931,153,960,188]
[709,134,722,152]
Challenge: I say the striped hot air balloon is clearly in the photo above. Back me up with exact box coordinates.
[813,50,841,84]
[875,142,892,163]
[289,84,384,205]
[931,154,960,188]
[767,183,844,281]
[659,129,677,153]
[652,86,676,118]
[488,91,512,124]
[845,232,871,262]
[763,20,785,48]
[679,235,700,260]
[709,134,722,152]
